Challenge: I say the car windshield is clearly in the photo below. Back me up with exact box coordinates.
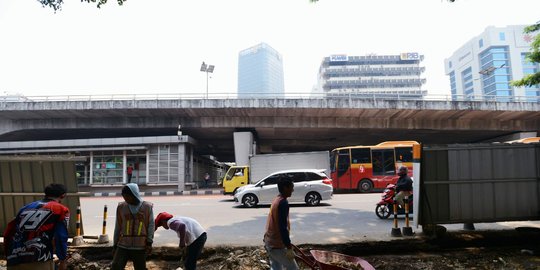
[224,168,236,180]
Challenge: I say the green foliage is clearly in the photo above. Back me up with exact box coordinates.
[37,0,63,11]
[511,21,540,88]
[82,0,127,9]
[38,0,318,11]
[37,0,126,11]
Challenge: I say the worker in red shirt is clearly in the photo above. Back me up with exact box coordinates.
[3,183,70,270]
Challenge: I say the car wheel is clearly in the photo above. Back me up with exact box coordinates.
[242,194,258,208]
[305,192,321,206]
[375,204,391,219]
[358,179,373,193]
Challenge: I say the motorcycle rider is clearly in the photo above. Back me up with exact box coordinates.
[395,166,413,208]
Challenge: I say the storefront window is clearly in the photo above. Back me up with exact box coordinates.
[76,160,90,185]
[148,144,179,183]
[92,151,124,184]
[127,150,147,184]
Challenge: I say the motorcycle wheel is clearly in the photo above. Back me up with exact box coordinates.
[375,204,392,219]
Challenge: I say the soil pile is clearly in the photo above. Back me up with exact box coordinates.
[1,228,539,270]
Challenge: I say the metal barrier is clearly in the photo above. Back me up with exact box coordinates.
[0,158,84,237]
[418,143,540,226]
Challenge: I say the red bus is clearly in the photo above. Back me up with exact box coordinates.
[330,141,419,192]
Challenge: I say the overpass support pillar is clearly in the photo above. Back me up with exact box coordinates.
[234,132,255,166]
[177,143,193,192]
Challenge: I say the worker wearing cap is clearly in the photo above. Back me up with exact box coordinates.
[155,212,207,270]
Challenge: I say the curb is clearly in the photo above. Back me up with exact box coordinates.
[93,190,224,197]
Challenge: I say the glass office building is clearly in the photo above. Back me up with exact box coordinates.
[237,43,285,98]
[445,25,539,101]
[316,53,426,99]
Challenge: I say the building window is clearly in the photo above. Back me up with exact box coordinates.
[92,151,124,184]
[148,144,179,183]
[479,39,483,48]
[449,61,452,69]
[521,53,540,101]
[461,67,474,99]
[499,32,506,41]
[449,71,457,99]
[479,46,513,101]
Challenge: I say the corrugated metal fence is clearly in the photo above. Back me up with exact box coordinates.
[419,143,540,225]
[0,157,84,237]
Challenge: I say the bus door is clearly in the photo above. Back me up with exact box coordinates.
[371,149,396,188]
[337,149,352,189]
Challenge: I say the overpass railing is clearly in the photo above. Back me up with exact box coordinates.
[0,93,539,103]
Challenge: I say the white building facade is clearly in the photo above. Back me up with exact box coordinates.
[316,53,426,99]
[444,25,539,101]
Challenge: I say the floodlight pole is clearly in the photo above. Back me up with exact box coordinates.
[206,70,209,99]
[200,61,214,99]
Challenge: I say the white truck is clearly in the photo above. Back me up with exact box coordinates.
[222,151,330,194]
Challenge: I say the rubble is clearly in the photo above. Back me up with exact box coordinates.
[1,229,539,269]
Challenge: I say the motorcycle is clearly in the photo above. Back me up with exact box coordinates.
[375,183,413,219]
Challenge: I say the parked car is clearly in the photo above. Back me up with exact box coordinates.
[234,169,333,208]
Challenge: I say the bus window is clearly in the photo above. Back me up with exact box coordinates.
[337,149,351,177]
[395,147,413,162]
[351,148,371,164]
[372,149,395,176]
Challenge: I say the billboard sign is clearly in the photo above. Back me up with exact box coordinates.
[330,55,348,62]
[400,52,420,60]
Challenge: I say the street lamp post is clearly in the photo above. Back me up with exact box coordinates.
[200,61,215,99]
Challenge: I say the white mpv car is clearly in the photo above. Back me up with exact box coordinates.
[234,169,333,208]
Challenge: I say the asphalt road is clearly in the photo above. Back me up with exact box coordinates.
[80,193,540,247]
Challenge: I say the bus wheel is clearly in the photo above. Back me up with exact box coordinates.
[358,179,373,193]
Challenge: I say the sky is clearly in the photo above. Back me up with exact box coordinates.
[0,0,538,97]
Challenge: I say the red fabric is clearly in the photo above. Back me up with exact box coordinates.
[3,219,16,257]
[155,212,173,230]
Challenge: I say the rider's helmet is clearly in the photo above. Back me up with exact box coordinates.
[398,166,408,176]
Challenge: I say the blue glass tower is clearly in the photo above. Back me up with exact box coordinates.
[445,25,539,101]
[237,43,285,98]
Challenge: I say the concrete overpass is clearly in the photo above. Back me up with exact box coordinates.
[0,97,539,161]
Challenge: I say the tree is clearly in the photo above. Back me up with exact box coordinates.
[38,0,126,11]
[39,0,317,11]
[512,22,540,88]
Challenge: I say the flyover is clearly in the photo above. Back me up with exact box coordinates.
[0,96,539,161]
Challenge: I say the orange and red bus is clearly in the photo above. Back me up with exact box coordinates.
[330,141,419,192]
[505,137,540,144]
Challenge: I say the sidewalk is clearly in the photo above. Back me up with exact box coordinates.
[78,185,224,197]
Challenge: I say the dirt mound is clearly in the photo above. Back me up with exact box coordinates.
[2,229,540,270]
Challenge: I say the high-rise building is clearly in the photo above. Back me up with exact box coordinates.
[445,25,539,101]
[237,43,285,98]
[316,53,426,99]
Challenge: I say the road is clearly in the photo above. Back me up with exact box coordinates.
[80,193,540,247]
